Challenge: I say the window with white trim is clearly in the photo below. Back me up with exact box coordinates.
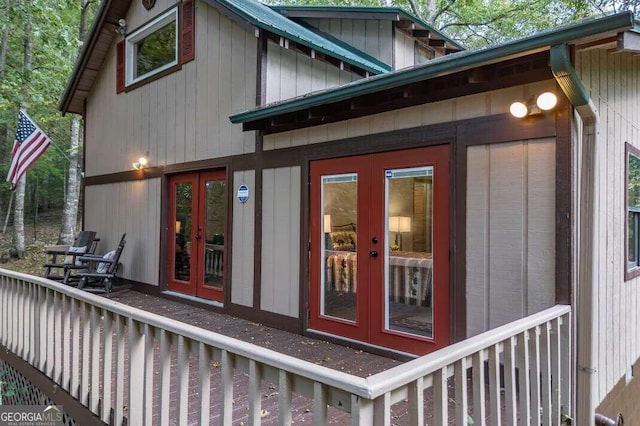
[627,143,640,278]
[126,8,178,86]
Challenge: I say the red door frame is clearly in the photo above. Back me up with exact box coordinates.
[167,170,226,302]
[309,146,450,355]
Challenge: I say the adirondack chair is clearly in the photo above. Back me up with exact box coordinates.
[66,234,128,295]
[43,231,99,282]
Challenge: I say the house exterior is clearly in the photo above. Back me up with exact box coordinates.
[59,0,640,422]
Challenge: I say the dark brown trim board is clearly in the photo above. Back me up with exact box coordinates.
[555,98,572,303]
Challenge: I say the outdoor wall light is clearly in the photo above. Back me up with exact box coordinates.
[509,91,558,118]
[133,156,148,170]
[115,19,127,35]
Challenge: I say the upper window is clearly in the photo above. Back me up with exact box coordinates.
[126,8,178,86]
[627,143,640,279]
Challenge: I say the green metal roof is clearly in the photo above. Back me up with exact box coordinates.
[271,5,463,50]
[213,0,391,74]
[230,11,636,125]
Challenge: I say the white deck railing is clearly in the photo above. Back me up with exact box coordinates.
[0,269,572,425]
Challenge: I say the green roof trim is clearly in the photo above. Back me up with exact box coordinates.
[230,11,635,125]
[209,0,391,74]
[271,5,463,50]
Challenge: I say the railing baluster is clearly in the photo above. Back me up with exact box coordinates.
[352,394,374,426]
[61,294,71,391]
[90,305,100,413]
[408,377,424,425]
[313,382,328,426]
[9,279,15,352]
[488,343,502,425]
[517,330,531,426]
[540,321,553,426]
[70,298,80,398]
[530,326,542,426]
[550,316,561,424]
[504,336,518,425]
[115,314,126,426]
[472,349,486,426]
[198,342,211,425]
[102,310,114,423]
[158,329,171,426]
[53,291,62,383]
[144,324,154,425]
[433,367,448,425]
[221,350,234,425]
[128,318,144,426]
[18,279,24,358]
[560,313,572,416]
[176,335,190,425]
[278,370,293,426]
[80,302,90,405]
[373,392,390,426]
[455,357,469,425]
[46,288,55,377]
[249,359,264,425]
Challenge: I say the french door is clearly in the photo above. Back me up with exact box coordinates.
[309,146,449,355]
[168,170,226,302]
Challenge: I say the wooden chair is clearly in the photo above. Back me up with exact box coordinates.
[43,231,99,282]
[65,234,128,295]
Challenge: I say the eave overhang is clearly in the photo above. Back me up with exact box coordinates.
[231,11,636,134]
[59,0,132,115]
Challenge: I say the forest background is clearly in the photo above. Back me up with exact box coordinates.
[0,0,637,271]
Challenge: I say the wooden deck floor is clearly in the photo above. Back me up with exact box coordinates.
[106,290,410,425]
[109,290,402,377]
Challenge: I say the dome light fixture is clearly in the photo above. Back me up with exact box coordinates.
[510,91,558,118]
[536,92,558,111]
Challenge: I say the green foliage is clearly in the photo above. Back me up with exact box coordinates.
[0,0,97,217]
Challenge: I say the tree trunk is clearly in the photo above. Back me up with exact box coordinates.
[57,116,81,244]
[0,0,13,81]
[13,3,33,258]
[58,0,91,244]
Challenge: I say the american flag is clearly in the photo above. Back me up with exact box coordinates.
[7,110,51,191]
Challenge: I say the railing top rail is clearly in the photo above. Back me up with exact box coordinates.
[0,269,571,401]
[364,304,571,398]
[0,269,370,396]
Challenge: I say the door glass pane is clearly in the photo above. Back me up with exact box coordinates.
[174,182,193,282]
[321,174,358,322]
[204,179,225,289]
[385,167,434,339]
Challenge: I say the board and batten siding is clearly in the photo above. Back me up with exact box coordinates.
[265,42,360,104]
[85,0,257,177]
[299,18,393,67]
[264,81,558,150]
[576,49,640,405]
[231,170,255,307]
[84,179,161,286]
[466,138,556,337]
[261,167,301,317]
[394,29,416,70]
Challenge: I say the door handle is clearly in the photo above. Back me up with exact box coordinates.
[369,250,378,258]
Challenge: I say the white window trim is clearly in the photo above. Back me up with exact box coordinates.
[125,7,179,86]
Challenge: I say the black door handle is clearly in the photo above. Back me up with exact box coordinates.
[369,250,378,258]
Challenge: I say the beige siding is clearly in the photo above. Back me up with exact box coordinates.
[576,49,640,405]
[264,81,557,149]
[231,170,255,307]
[394,29,415,70]
[265,42,360,104]
[301,18,393,66]
[466,139,556,337]
[84,179,161,286]
[85,1,257,177]
[261,167,301,318]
